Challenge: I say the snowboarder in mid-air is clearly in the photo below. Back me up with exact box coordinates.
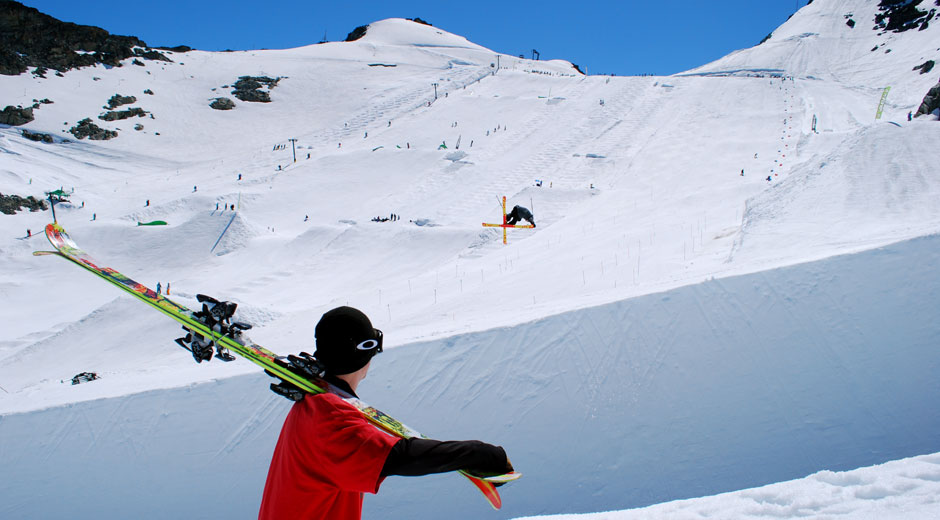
[506,205,535,227]
[259,306,513,520]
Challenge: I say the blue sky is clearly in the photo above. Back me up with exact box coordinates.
[25,0,809,76]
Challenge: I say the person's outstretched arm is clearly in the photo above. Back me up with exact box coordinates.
[380,438,513,477]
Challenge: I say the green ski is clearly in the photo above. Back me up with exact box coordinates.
[37,222,520,509]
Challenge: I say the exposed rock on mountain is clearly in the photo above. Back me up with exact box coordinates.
[874,0,937,32]
[916,82,940,117]
[209,97,235,110]
[0,104,33,125]
[69,118,117,140]
[99,107,147,121]
[346,25,369,42]
[231,76,281,103]
[21,128,53,142]
[0,0,184,75]
[0,192,46,214]
[106,94,137,109]
[913,59,935,74]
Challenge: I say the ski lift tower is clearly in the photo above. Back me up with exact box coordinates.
[45,188,72,223]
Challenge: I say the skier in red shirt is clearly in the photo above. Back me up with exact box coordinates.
[259,306,513,520]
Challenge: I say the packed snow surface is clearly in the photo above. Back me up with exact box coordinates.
[514,453,940,520]
[1,2,939,519]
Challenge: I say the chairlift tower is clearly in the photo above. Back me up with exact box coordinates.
[288,138,298,162]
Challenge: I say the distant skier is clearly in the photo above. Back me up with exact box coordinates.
[156,282,162,295]
[506,205,535,227]
[258,307,513,520]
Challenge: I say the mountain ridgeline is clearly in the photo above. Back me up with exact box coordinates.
[0,0,186,75]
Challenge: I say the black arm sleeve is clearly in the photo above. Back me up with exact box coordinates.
[380,438,510,477]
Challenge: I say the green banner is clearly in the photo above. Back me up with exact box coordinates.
[876,86,891,120]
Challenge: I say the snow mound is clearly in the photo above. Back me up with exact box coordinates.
[512,452,940,520]
[731,123,940,265]
[358,18,489,51]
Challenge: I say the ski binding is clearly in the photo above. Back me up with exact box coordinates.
[174,294,251,363]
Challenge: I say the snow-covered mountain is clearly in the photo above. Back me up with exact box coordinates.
[1,1,938,518]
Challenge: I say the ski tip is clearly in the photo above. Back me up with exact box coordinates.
[33,250,60,257]
[461,471,507,510]
[481,471,523,485]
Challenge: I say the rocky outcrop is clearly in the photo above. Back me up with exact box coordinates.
[69,118,117,140]
[21,129,53,142]
[0,0,184,75]
[209,97,235,110]
[915,82,940,117]
[99,107,147,121]
[106,94,136,108]
[874,0,936,33]
[0,193,47,214]
[913,60,935,74]
[0,105,34,125]
[345,25,368,42]
[231,76,280,103]
[233,89,270,103]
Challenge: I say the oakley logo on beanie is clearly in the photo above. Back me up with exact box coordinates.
[356,339,381,351]
[314,306,383,375]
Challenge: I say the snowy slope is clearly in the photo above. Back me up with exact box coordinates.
[1,2,940,519]
[513,453,940,520]
[2,234,938,519]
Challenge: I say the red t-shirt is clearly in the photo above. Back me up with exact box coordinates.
[259,392,399,520]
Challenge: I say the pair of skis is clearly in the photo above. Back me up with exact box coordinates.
[36,222,519,509]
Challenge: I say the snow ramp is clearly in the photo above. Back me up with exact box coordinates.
[1,235,939,519]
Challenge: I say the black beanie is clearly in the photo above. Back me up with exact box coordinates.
[314,306,383,375]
